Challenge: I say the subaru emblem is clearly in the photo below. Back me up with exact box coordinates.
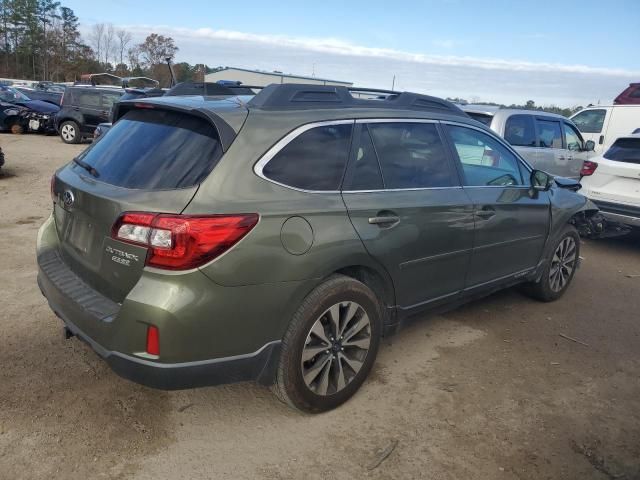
[62,190,75,209]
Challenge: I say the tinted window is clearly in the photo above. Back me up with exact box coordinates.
[447,125,523,187]
[604,138,640,164]
[343,126,383,190]
[631,87,640,99]
[564,123,583,151]
[101,92,122,109]
[78,91,100,107]
[572,109,606,133]
[504,115,536,147]
[536,119,563,148]
[466,112,493,126]
[368,122,457,189]
[75,109,222,189]
[263,123,352,191]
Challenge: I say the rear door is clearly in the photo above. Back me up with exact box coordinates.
[342,120,475,310]
[77,90,103,132]
[51,108,226,303]
[571,108,610,154]
[443,123,550,288]
[101,91,123,122]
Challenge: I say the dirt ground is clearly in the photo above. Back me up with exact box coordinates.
[0,134,639,480]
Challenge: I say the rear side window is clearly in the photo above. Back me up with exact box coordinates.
[368,122,457,189]
[78,91,100,107]
[536,119,563,148]
[504,115,536,147]
[101,92,122,109]
[263,123,352,191]
[75,109,222,189]
[572,109,606,133]
[466,112,493,126]
[604,138,640,164]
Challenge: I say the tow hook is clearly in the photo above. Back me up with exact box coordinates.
[63,326,75,340]
[575,212,630,239]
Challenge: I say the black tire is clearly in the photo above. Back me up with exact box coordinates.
[522,225,580,302]
[272,274,382,413]
[59,120,80,144]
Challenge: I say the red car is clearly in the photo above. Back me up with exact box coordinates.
[614,83,640,105]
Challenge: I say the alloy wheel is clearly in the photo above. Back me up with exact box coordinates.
[549,236,577,292]
[300,301,371,396]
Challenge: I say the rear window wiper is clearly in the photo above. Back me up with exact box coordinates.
[73,157,100,178]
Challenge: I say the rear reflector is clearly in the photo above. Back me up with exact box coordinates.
[580,160,598,176]
[146,325,160,355]
[112,212,259,270]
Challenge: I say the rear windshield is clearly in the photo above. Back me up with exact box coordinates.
[603,138,640,164]
[466,112,493,126]
[74,109,223,189]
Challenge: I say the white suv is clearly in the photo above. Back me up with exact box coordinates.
[580,134,640,228]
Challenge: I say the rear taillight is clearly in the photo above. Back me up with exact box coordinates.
[50,174,56,203]
[111,212,259,270]
[580,160,598,177]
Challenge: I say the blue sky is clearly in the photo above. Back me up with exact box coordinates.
[65,0,640,106]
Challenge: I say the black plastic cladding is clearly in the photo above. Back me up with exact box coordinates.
[247,83,468,115]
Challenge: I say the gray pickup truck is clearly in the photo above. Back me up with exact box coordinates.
[462,105,594,179]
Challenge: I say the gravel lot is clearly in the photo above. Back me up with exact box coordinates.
[1,134,639,480]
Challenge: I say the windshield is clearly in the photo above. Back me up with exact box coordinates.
[74,108,223,189]
[0,86,31,102]
[603,138,640,164]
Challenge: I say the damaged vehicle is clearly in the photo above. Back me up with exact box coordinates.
[39,84,613,413]
[0,85,59,134]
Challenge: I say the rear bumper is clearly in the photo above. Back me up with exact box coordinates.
[36,247,282,389]
[591,200,640,227]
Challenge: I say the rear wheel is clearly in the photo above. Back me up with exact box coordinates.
[272,275,382,413]
[523,225,580,302]
[60,121,80,144]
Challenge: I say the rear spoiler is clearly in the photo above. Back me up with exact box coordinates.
[112,100,239,152]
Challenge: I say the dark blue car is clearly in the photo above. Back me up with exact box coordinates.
[0,85,59,134]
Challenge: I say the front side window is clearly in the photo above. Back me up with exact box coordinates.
[536,119,563,149]
[447,125,523,187]
[504,115,536,147]
[571,109,606,134]
[263,123,353,191]
[101,92,122,109]
[564,123,584,151]
[604,138,640,164]
[367,122,458,189]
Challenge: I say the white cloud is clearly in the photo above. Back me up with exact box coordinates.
[95,24,638,106]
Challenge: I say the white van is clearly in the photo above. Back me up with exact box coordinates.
[570,105,640,155]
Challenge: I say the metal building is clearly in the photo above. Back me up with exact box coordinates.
[204,66,352,87]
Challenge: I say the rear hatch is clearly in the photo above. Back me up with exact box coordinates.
[586,137,640,205]
[51,106,231,303]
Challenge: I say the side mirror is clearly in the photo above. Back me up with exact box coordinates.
[584,140,595,152]
[531,169,553,192]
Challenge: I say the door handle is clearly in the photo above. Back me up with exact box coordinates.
[475,206,496,219]
[368,215,400,227]
[72,107,80,111]
[599,135,604,145]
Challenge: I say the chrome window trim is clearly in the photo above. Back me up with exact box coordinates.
[253,119,354,194]
[343,186,463,194]
[355,118,439,124]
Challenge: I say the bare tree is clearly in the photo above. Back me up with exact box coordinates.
[116,29,132,67]
[127,45,141,70]
[89,23,105,64]
[103,23,115,66]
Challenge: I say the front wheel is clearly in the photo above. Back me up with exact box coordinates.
[523,225,580,302]
[272,275,382,413]
[59,121,80,144]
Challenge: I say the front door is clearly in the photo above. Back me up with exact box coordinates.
[341,121,475,309]
[535,117,575,178]
[571,108,609,154]
[77,90,103,131]
[443,123,550,289]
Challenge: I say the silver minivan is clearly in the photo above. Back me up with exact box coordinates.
[462,106,594,179]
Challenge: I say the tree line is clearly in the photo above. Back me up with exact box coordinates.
[0,0,208,86]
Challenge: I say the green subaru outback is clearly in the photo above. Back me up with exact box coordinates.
[37,84,604,412]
